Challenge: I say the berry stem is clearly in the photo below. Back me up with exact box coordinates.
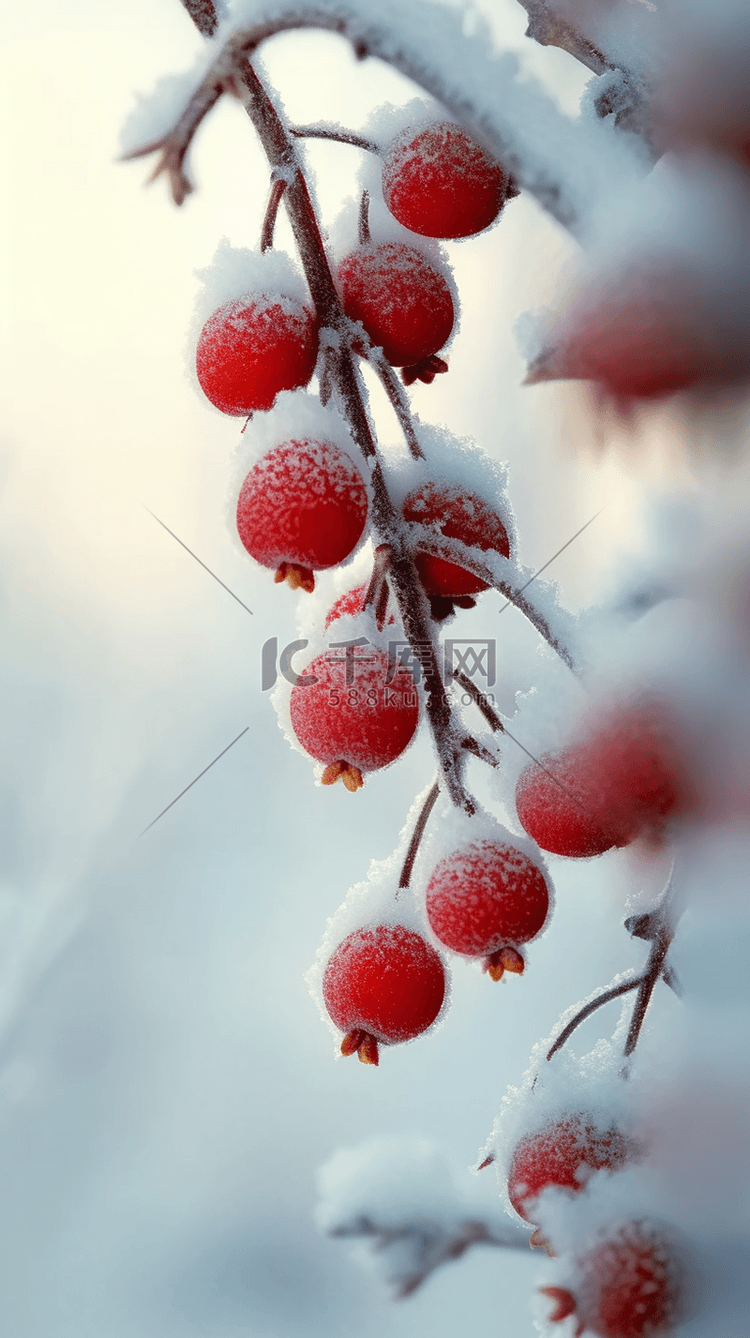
[289,124,380,153]
[623,865,678,1060]
[260,176,287,251]
[398,780,440,889]
[546,978,643,1061]
[366,349,425,460]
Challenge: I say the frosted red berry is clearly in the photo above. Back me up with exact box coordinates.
[323,923,446,1064]
[547,1221,685,1338]
[515,706,688,859]
[338,242,455,371]
[382,121,506,239]
[196,294,319,415]
[289,645,418,783]
[236,439,368,591]
[403,482,510,598]
[425,839,549,977]
[508,1113,633,1223]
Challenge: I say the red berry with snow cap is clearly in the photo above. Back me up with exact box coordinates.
[543,1221,685,1338]
[236,439,368,592]
[323,924,446,1064]
[508,1113,633,1224]
[289,645,419,789]
[403,481,510,598]
[425,839,549,980]
[338,242,455,379]
[382,121,507,239]
[196,295,318,415]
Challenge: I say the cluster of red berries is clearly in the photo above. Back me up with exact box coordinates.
[321,835,549,1065]
[502,1114,683,1336]
[191,120,513,787]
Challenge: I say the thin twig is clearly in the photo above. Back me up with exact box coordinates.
[546,978,642,1060]
[178,0,217,38]
[367,349,425,461]
[623,869,677,1058]
[399,782,440,888]
[289,124,380,153]
[260,177,287,251]
[497,509,605,616]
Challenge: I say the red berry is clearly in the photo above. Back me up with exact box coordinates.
[516,706,688,858]
[236,439,368,591]
[338,242,455,369]
[403,482,510,598]
[425,840,549,977]
[323,923,446,1064]
[289,645,419,783]
[196,294,319,415]
[551,1221,685,1338]
[382,121,506,239]
[508,1114,633,1223]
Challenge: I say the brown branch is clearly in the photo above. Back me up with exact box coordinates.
[120,81,224,205]
[398,781,440,888]
[623,869,678,1058]
[515,0,610,75]
[179,0,218,38]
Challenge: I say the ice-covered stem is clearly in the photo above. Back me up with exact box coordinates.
[168,0,649,234]
[398,781,440,889]
[367,350,425,461]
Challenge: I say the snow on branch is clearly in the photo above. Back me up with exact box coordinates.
[317,1137,530,1297]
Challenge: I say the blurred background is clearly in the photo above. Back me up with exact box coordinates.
[0,1,710,1333]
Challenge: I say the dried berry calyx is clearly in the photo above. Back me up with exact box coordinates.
[323,924,447,1064]
[382,120,507,239]
[338,242,455,369]
[196,294,319,415]
[236,438,369,588]
[403,481,510,598]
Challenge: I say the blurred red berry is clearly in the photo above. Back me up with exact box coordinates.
[196,295,318,414]
[382,121,506,239]
[547,1221,685,1338]
[515,704,690,858]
